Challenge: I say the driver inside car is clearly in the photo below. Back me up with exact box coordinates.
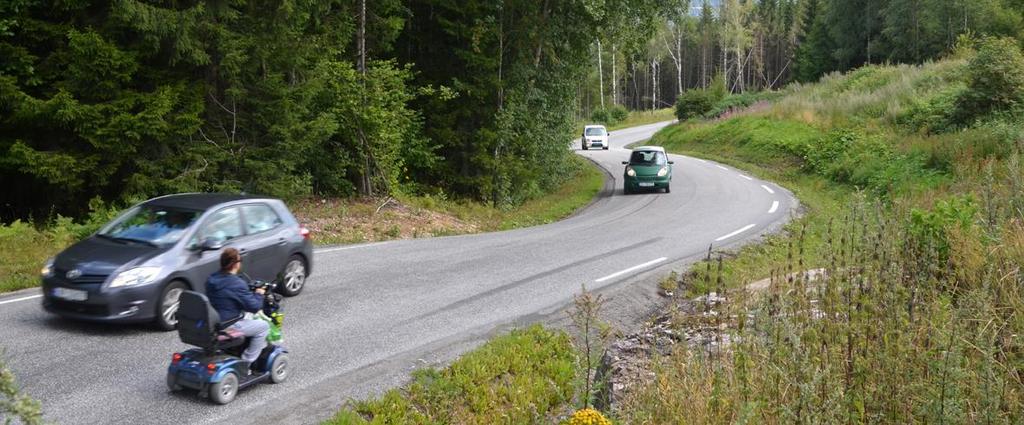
[205,248,269,372]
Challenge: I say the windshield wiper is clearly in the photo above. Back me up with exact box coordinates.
[104,235,159,248]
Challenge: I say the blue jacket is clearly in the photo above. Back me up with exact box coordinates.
[205,271,263,322]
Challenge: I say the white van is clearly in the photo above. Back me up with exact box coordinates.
[581,125,610,150]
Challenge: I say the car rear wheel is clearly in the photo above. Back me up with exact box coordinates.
[156,281,188,331]
[278,255,307,297]
[665,185,671,193]
[167,373,181,392]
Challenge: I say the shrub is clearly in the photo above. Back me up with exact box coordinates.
[675,89,717,121]
[590,108,612,124]
[910,195,979,261]
[565,408,612,425]
[609,105,628,122]
[955,37,1024,123]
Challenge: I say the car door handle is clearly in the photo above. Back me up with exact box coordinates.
[276,238,287,246]
[239,248,249,255]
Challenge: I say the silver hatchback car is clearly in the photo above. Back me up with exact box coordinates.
[41,193,313,330]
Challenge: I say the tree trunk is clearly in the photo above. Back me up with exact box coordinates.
[597,38,605,109]
[612,44,617,105]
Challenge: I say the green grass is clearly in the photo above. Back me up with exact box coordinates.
[401,154,605,232]
[324,325,576,424]
[605,108,674,131]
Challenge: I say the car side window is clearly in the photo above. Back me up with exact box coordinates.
[193,207,243,245]
[241,204,283,235]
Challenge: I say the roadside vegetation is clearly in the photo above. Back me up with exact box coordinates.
[585,107,675,131]
[619,37,1024,422]
[324,325,576,424]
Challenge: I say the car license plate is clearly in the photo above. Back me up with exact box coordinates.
[53,287,87,301]
[639,182,655,187]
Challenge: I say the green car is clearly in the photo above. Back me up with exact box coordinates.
[622,146,674,194]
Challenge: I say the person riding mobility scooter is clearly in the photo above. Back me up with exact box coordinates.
[166,277,288,404]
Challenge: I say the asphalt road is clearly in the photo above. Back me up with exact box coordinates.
[0,120,797,424]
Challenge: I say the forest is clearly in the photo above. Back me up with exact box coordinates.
[3,0,1024,222]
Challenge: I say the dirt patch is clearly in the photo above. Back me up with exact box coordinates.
[291,197,480,244]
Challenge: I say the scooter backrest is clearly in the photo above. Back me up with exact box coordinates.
[177,290,221,348]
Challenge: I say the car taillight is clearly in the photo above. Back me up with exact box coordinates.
[172,353,183,364]
[207,363,216,375]
[299,226,311,240]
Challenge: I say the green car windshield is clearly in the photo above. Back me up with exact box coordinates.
[629,150,667,166]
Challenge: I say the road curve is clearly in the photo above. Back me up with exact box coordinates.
[0,120,797,424]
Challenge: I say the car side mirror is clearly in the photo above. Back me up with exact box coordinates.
[668,161,675,164]
[199,237,224,251]
[621,161,629,165]
[607,132,612,136]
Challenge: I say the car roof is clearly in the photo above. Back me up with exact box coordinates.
[144,193,272,211]
[584,124,607,129]
[631,146,666,152]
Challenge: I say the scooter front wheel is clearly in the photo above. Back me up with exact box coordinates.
[270,354,289,384]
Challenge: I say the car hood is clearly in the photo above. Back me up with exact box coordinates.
[55,236,166,276]
[628,164,668,176]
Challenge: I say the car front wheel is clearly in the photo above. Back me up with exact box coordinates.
[156,280,187,331]
[279,255,307,297]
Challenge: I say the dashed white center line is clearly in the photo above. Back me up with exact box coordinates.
[0,294,42,305]
[716,165,729,171]
[760,184,775,194]
[715,224,756,242]
[595,257,668,283]
[739,174,754,181]
[768,200,780,214]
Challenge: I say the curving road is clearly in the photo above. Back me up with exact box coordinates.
[0,121,796,424]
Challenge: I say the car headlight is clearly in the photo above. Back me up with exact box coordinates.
[109,266,163,288]
[657,166,669,177]
[41,258,55,277]
[626,167,636,177]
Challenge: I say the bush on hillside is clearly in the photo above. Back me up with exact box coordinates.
[609,105,629,122]
[590,108,612,124]
[674,89,717,121]
[955,37,1024,123]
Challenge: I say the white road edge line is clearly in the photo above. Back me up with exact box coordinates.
[0,294,42,305]
[761,184,775,194]
[715,224,757,242]
[739,174,754,181]
[595,257,668,283]
[694,158,707,163]
[716,165,729,171]
[768,200,780,214]
[315,243,383,254]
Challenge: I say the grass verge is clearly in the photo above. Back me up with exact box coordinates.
[605,108,674,131]
[324,325,575,424]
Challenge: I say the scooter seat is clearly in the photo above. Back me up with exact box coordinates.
[217,328,245,342]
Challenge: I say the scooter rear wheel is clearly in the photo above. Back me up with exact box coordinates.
[210,372,238,404]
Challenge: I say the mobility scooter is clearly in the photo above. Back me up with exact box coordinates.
[166,279,288,404]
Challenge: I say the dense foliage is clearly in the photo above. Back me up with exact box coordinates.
[0,0,660,221]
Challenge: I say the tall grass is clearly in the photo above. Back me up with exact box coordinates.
[621,192,1024,423]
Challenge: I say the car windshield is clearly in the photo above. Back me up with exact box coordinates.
[98,205,201,246]
[585,127,607,136]
[630,150,667,165]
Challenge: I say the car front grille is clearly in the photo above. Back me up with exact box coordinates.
[49,299,109,317]
[54,268,109,285]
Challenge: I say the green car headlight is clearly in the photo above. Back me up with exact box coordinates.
[626,167,636,177]
[657,166,669,177]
